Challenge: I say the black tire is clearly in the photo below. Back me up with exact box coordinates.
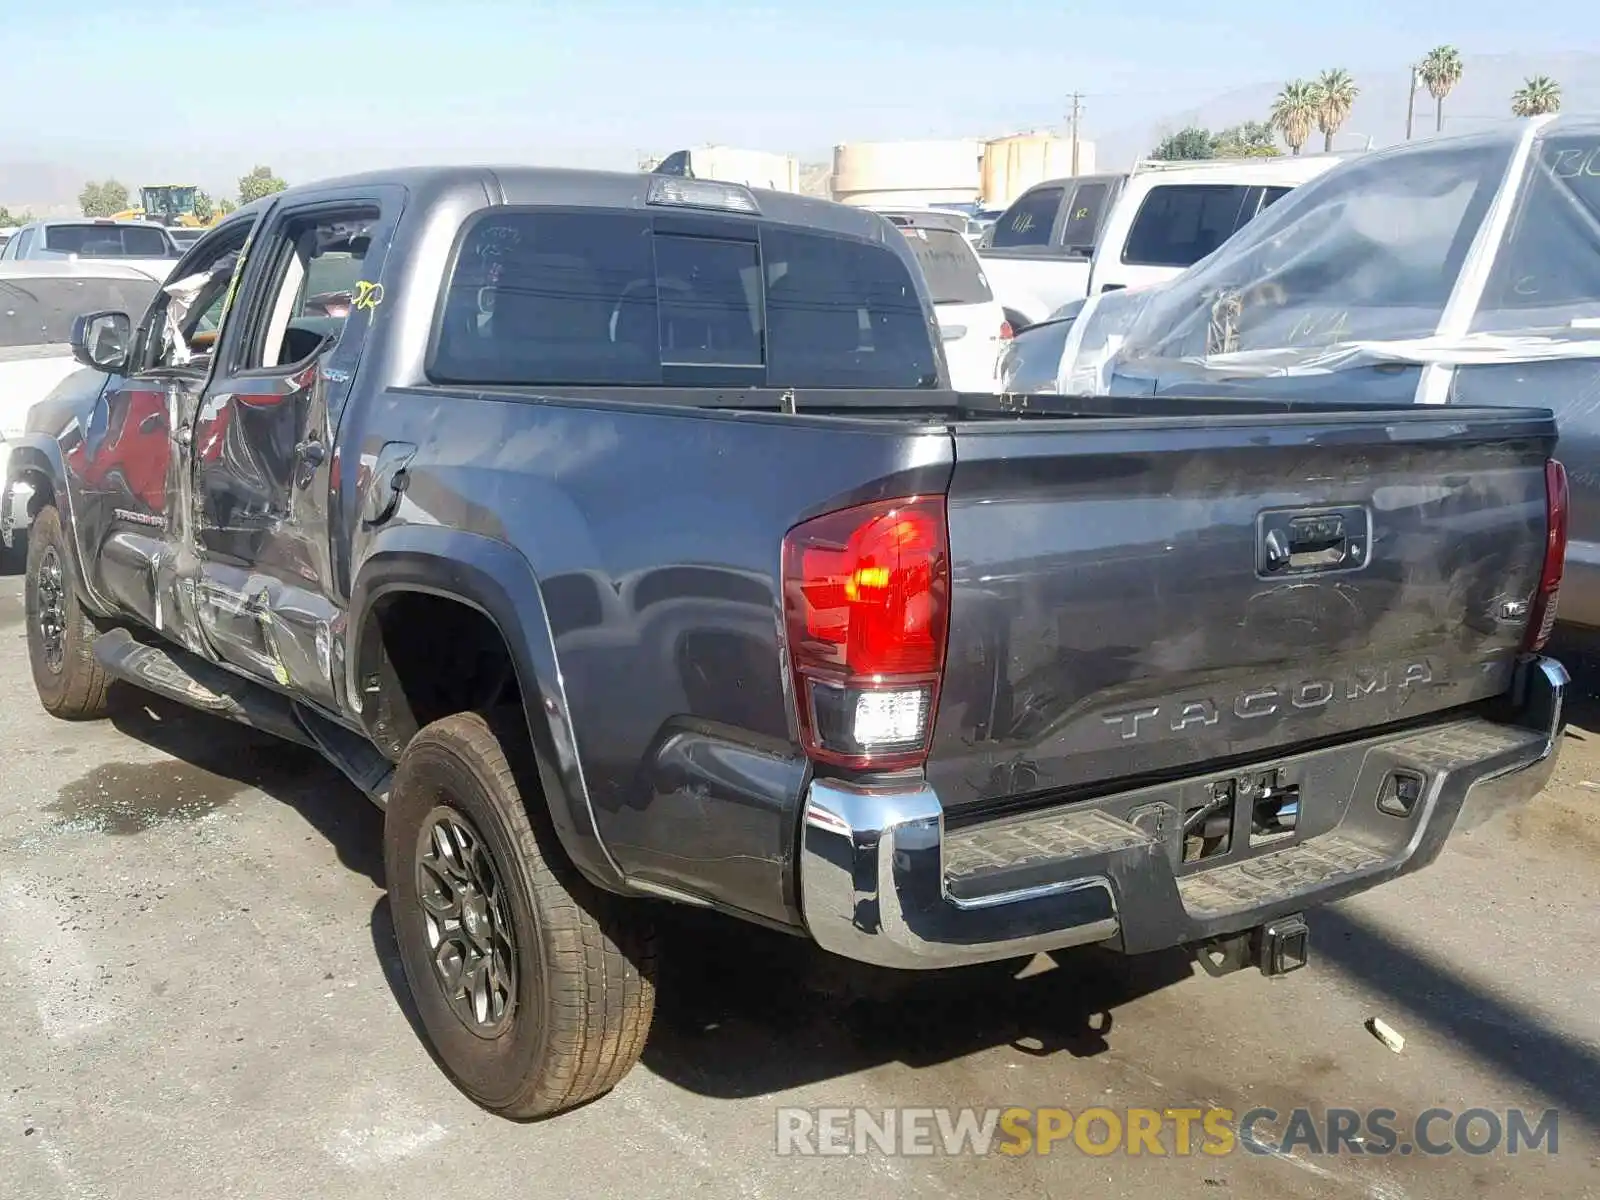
[25,506,112,720]
[385,711,657,1119]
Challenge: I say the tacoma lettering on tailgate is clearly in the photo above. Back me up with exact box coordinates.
[1100,661,1435,742]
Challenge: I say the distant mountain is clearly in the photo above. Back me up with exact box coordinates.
[0,161,91,217]
[1095,51,1599,167]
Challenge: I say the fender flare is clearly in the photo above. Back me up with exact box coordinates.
[348,525,627,894]
[4,434,116,617]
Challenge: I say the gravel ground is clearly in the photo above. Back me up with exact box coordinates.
[0,568,1595,1200]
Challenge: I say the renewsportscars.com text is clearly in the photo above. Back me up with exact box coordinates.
[774,1106,1560,1158]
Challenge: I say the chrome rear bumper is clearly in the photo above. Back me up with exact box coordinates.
[799,656,1569,970]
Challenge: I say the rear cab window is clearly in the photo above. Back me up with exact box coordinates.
[1120,184,1254,268]
[43,223,174,258]
[430,209,939,390]
[898,226,993,305]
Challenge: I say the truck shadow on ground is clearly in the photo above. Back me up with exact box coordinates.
[636,910,1194,1098]
[640,901,1600,1125]
[101,684,384,884]
[1316,906,1600,1127]
[91,677,1600,1125]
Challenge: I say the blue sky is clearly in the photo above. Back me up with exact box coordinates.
[6,0,1592,190]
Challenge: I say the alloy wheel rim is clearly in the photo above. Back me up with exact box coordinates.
[415,807,518,1037]
[35,546,67,675]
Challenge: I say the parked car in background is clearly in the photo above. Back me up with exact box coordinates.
[0,218,181,280]
[979,155,1349,328]
[0,227,16,253]
[876,207,1011,390]
[167,227,207,249]
[0,261,166,557]
[1015,114,1600,637]
[967,207,1004,246]
[997,302,1081,393]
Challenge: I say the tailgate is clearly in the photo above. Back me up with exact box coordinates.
[927,405,1556,814]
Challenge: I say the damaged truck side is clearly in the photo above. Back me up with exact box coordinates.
[6,167,1570,1119]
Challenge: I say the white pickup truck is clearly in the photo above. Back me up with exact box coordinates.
[0,261,166,558]
[979,154,1350,328]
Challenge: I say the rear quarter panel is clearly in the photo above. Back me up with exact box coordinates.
[347,388,952,924]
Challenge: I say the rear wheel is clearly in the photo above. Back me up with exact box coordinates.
[385,711,657,1119]
[25,506,112,720]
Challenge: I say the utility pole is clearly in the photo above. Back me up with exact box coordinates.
[1405,64,1418,140]
[1068,92,1084,175]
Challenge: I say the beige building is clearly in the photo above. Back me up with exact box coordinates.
[830,140,983,209]
[981,133,1097,209]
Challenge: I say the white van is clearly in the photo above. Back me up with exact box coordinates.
[980,153,1352,326]
[877,209,1011,392]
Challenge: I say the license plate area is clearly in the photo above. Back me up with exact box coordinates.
[1175,767,1303,874]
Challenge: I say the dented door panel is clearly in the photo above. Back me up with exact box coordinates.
[190,192,401,702]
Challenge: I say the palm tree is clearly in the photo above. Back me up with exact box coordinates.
[1419,45,1464,133]
[1314,69,1360,152]
[1511,75,1562,117]
[1270,81,1319,156]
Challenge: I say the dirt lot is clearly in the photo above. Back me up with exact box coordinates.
[0,569,1595,1199]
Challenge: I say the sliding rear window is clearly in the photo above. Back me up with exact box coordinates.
[429,209,938,390]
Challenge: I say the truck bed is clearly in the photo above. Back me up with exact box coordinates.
[409,383,1554,827]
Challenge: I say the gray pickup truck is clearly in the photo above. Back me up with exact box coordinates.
[5,166,1571,1120]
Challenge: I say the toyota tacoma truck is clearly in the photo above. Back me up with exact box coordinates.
[7,167,1571,1121]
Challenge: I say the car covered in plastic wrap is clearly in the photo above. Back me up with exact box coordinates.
[1002,114,1600,631]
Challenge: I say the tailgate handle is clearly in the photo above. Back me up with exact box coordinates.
[1260,509,1366,574]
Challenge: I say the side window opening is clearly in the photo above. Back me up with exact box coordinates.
[247,209,380,370]
[146,229,252,371]
[989,187,1063,249]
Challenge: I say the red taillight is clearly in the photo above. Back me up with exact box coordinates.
[999,320,1014,341]
[781,496,950,770]
[1524,458,1568,653]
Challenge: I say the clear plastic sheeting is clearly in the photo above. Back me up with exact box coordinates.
[158,251,238,367]
[1046,115,1600,398]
